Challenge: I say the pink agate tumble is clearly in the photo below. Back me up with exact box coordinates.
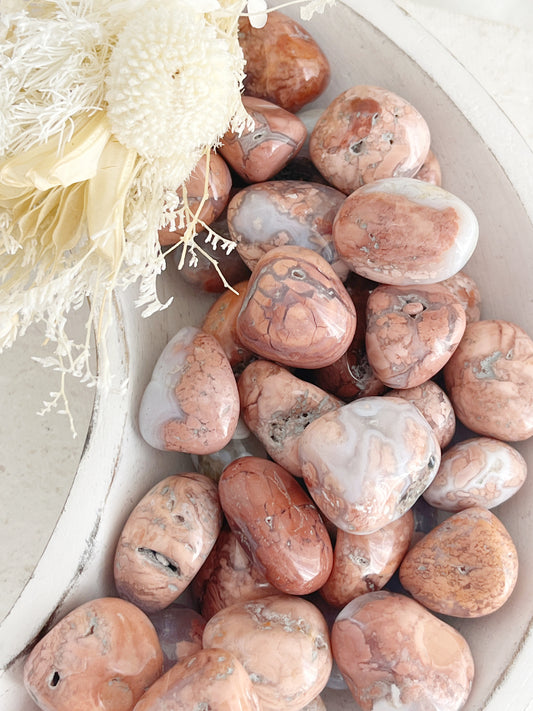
[238,11,330,114]
[423,436,527,511]
[385,380,456,449]
[219,96,306,183]
[202,595,332,711]
[439,270,482,323]
[226,180,349,280]
[399,506,519,617]
[238,359,342,476]
[365,283,466,389]
[138,326,239,454]
[298,396,441,534]
[332,591,474,711]
[158,151,231,246]
[333,177,479,285]
[132,648,262,711]
[320,510,414,608]
[218,457,333,595]
[147,605,205,672]
[236,245,357,369]
[444,319,533,441]
[192,529,277,620]
[309,85,430,193]
[23,597,164,711]
[415,148,442,185]
[114,473,222,612]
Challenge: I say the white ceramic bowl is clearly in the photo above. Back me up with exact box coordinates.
[2,1,533,709]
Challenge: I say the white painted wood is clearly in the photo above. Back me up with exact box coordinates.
[2,0,533,708]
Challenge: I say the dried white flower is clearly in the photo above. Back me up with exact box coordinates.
[247,0,268,28]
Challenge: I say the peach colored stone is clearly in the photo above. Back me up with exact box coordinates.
[298,396,441,534]
[132,648,262,711]
[218,457,333,595]
[147,605,205,672]
[236,245,357,369]
[238,360,342,476]
[399,506,518,617]
[202,595,332,711]
[219,96,306,183]
[321,510,414,608]
[423,437,527,511]
[415,148,442,185]
[201,281,254,370]
[309,85,430,193]
[385,380,456,448]
[238,11,330,114]
[192,529,277,620]
[439,270,482,323]
[24,597,164,711]
[227,180,348,280]
[365,283,466,389]
[138,327,240,453]
[333,177,479,285]
[444,319,533,440]
[158,151,231,246]
[331,591,474,711]
[114,473,222,612]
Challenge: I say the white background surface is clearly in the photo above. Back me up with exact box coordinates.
[1,0,533,632]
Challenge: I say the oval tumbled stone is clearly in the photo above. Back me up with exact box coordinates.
[236,245,357,368]
[138,326,239,454]
[298,396,441,534]
[399,506,518,617]
[333,177,478,284]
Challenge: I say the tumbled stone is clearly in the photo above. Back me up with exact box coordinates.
[415,148,442,185]
[423,437,527,511]
[147,605,205,672]
[298,396,440,534]
[333,177,479,284]
[385,380,456,449]
[332,591,474,711]
[138,327,240,453]
[227,180,348,279]
[399,506,518,617]
[365,283,466,388]
[159,151,231,246]
[24,597,163,711]
[444,319,533,440]
[114,473,222,612]
[219,457,333,595]
[202,595,332,711]
[309,85,430,193]
[132,648,262,711]
[320,510,414,608]
[219,96,306,183]
[439,270,482,323]
[238,360,342,476]
[192,529,277,620]
[238,11,330,114]
[236,245,357,368]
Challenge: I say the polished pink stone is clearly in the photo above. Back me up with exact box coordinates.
[332,591,474,711]
[24,597,164,711]
[415,148,442,185]
[236,245,357,369]
[400,506,519,617]
[202,595,332,711]
[365,283,466,389]
[138,327,240,453]
[219,96,307,183]
[226,180,348,280]
[238,11,330,114]
[439,270,482,323]
[444,319,533,440]
[132,648,262,711]
[218,457,333,595]
[238,359,342,476]
[309,85,430,193]
[114,473,222,612]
